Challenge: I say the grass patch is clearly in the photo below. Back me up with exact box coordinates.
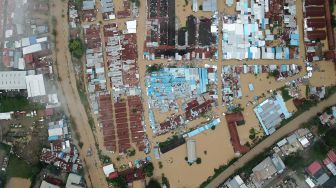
[280,86,292,102]
[7,155,43,180]
[0,96,44,112]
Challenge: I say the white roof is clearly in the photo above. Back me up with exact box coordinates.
[305,178,316,188]
[187,139,197,163]
[40,181,60,188]
[126,20,137,33]
[298,137,309,147]
[25,74,46,97]
[0,112,12,120]
[103,164,115,177]
[48,127,63,137]
[36,37,48,43]
[22,43,42,55]
[0,71,27,90]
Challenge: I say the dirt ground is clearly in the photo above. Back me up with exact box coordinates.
[5,178,30,188]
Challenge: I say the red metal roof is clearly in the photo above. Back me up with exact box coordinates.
[307,161,322,175]
[327,150,336,163]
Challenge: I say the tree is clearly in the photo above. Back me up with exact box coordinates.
[162,174,170,188]
[269,70,280,78]
[146,179,161,188]
[68,38,85,59]
[196,157,202,164]
[283,153,305,170]
[158,161,163,169]
[106,177,127,188]
[144,162,154,177]
[323,129,336,148]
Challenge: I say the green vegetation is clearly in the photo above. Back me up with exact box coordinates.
[280,86,292,102]
[129,0,140,7]
[144,162,154,177]
[147,178,161,188]
[249,128,257,140]
[106,177,127,188]
[184,0,188,6]
[199,5,203,10]
[269,69,280,78]
[74,0,83,9]
[283,153,305,170]
[0,96,44,112]
[146,64,163,73]
[7,155,44,182]
[231,106,244,113]
[162,174,170,188]
[196,157,202,164]
[69,38,85,59]
[158,161,163,169]
[127,148,136,156]
[323,129,336,148]
[96,145,111,164]
[199,157,239,188]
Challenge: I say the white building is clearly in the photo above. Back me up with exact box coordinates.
[25,74,46,97]
[187,139,197,163]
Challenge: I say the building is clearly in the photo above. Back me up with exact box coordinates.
[0,112,13,120]
[251,154,286,187]
[66,173,85,188]
[224,175,248,188]
[40,181,60,188]
[225,112,249,155]
[103,164,115,177]
[254,93,292,135]
[307,161,330,185]
[48,119,69,141]
[186,139,197,163]
[25,74,46,97]
[0,71,27,90]
[126,20,136,33]
[203,0,217,12]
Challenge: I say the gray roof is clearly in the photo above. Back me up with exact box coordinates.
[82,0,95,10]
[252,157,277,182]
[317,173,330,185]
[101,0,114,13]
[203,0,217,12]
[0,71,27,90]
[66,173,84,188]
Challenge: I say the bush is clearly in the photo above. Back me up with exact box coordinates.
[158,161,163,169]
[269,70,280,78]
[323,129,336,148]
[106,176,127,188]
[144,162,154,177]
[147,179,161,188]
[280,87,292,102]
[162,174,170,188]
[283,153,305,170]
[69,38,85,59]
[196,157,202,164]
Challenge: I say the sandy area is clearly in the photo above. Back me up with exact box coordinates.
[6,178,30,188]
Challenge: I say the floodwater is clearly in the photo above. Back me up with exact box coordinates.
[6,178,30,188]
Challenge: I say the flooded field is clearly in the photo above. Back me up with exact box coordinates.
[6,178,30,188]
